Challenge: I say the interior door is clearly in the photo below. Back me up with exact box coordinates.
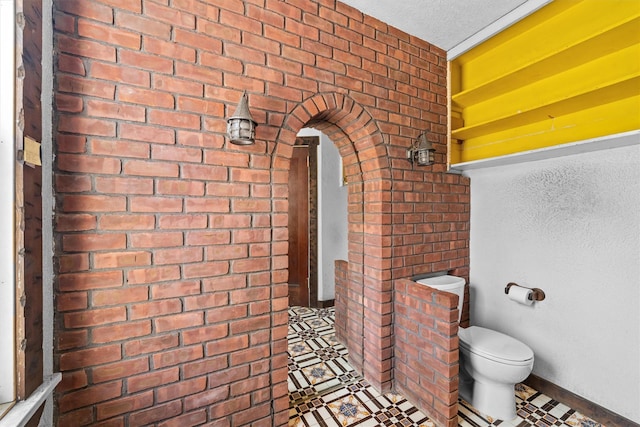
[288,140,310,307]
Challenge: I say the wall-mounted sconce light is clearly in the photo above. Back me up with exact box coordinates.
[227,91,257,145]
[407,132,435,166]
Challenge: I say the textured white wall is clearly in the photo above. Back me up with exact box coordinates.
[467,145,640,422]
[297,128,348,302]
[317,133,348,301]
[0,0,16,404]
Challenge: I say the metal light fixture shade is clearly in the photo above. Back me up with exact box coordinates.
[227,91,257,145]
[407,132,435,166]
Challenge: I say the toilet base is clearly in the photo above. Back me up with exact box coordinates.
[460,376,517,421]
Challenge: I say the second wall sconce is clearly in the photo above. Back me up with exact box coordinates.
[407,132,435,166]
[227,91,257,145]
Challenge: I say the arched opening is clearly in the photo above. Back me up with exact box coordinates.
[273,93,394,415]
[287,128,348,309]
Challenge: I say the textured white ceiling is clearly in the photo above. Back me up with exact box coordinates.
[340,0,533,51]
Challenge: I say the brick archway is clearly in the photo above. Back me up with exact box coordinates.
[273,92,394,399]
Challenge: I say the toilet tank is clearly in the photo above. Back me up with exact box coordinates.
[416,275,465,323]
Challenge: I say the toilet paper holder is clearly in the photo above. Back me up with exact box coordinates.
[504,282,546,301]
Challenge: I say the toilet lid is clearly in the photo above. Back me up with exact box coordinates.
[459,326,534,364]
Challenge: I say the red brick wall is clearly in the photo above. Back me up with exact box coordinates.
[394,279,460,427]
[52,0,470,425]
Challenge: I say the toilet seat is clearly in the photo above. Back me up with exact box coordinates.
[459,326,534,366]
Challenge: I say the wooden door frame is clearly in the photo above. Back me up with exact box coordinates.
[289,136,319,308]
[306,136,319,308]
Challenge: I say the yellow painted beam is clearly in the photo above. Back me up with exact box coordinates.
[449,0,640,164]
[453,76,640,141]
[460,96,640,162]
[454,44,640,136]
[459,0,640,89]
[452,16,640,107]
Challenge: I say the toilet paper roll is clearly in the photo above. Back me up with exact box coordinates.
[507,285,534,305]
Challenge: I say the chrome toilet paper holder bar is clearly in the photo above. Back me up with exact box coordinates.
[504,282,546,301]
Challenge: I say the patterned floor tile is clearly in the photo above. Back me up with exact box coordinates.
[288,307,605,427]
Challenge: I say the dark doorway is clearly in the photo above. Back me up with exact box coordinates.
[287,136,319,307]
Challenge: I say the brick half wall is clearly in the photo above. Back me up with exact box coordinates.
[394,278,460,427]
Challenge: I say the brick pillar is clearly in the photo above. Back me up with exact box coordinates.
[394,278,460,427]
[346,268,364,374]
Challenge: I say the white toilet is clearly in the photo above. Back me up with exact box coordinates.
[416,275,534,421]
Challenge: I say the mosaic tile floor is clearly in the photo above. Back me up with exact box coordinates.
[288,306,605,427]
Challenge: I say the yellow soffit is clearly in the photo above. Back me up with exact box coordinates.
[449,0,640,166]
